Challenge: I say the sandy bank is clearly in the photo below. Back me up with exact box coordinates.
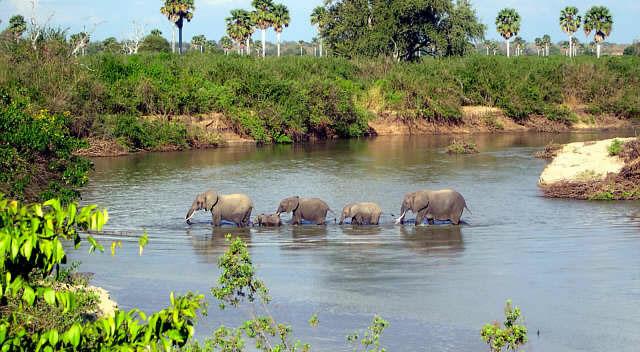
[88,285,118,318]
[539,138,635,185]
[539,137,640,200]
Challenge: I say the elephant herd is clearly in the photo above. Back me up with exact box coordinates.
[185,189,470,227]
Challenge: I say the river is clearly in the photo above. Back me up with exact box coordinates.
[74,132,640,352]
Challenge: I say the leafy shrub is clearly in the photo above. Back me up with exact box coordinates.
[446,140,479,154]
[0,101,91,203]
[0,196,206,350]
[608,139,623,156]
[480,300,528,352]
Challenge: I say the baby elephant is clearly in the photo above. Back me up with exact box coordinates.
[255,213,282,227]
[339,202,383,225]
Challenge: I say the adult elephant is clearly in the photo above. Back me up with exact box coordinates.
[396,189,469,226]
[276,196,334,225]
[339,202,382,225]
[185,190,253,227]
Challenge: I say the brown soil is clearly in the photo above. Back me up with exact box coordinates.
[78,106,635,157]
[534,143,563,159]
[75,137,129,157]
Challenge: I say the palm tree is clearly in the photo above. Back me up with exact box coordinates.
[534,37,542,56]
[298,40,305,56]
[8,15,27,43]
[310,6,328,57]
[220,36,233,55]
[191,34,206,53]
[150,29,163,36]
[559,6,581,58]
[251,0,275,57]
[483,40,491,55]
[226,9,251,55]
[272,3,290,57]
[513,36,526,56]
[542,34,552,56]
[584,6,613,58]
[495,8,521,58]
[160,0,195,55]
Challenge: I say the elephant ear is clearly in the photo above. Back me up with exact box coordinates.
[290,196,300,212]
[203,190,219,210]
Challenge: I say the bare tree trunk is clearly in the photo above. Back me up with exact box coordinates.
[597,43,601,58]
[247,37,251,56]
[320,38,323,57]
[507,40,510,58]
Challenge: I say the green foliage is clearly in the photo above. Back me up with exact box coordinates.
[0,196,206,350]
[608,139,623,156]
[110,115,188,150]
[0,101,91,203]
[496,8,521,41]
[140,34,172,53]
[321,0,485,61]
[480,300,528,352]
[211,235,270,309]
[347,315,389,352]
[446,140,478,154]
[543,104,577,123]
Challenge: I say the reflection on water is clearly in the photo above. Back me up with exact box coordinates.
[74,132,640,352]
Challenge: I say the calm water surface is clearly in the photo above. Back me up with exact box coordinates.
[75,132,640,352]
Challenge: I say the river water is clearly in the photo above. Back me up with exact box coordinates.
[74,132,640,352]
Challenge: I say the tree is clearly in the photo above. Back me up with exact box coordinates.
[496,8,520,58]
[534,37,542,56]
[559,6,581,58]
[191,34,207,53]
[542,34,552,56]
[444,0,486,57]
[298,40,305,56]
[481,300,528,352]
[272,3,290,57]
[251,0,275,57]
[160,0,195,55]
[220,35,233,55]
[139,31,171,53]
[101,37,121,53]
[226,9,252,55]
[584,6,613,58]
[321,0,485,61]
[69,32,89,56]
[310,6,328,57]
[513,36,525,56]
[8,15,27,43]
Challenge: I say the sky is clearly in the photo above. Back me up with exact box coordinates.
[0,0,638,44]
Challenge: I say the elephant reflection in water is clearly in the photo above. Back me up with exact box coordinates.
[187,227,251,264]
[400,225,464,255]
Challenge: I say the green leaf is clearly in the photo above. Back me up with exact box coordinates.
[138,231,149,256]
[48,329,59,346]
[65,324,81,347]
[22,286,35,306]
[43,287,56,306]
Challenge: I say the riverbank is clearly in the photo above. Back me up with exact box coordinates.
[76,107,634,157]
[539,137,640,200]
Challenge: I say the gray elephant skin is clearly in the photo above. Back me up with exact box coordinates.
[255,213,282,227]
[339,202,382,225]
[397,189,469,225]
[186,189,253,227]
[277,196,333,225]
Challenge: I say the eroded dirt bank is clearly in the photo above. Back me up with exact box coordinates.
[77,106,634,157]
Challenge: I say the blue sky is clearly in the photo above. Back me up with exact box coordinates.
[1,0,638,44]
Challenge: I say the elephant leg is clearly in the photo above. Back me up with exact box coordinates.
[415,210,426,226]
[212,212,222,227]
[372,213,381,225]
[291,211,301,225]
[241,208,252,227]
[352,215,361,225]
[451,210,463,225]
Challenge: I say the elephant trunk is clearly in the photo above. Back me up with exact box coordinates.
[185,205,197,224]
[338,213,346,225]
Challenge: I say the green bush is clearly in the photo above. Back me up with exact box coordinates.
[608,139,623,156]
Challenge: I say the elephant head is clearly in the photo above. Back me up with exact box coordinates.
[185,190,219,224]
[396,191,429,224]
[338,203,356,225]
[276,196,300,215]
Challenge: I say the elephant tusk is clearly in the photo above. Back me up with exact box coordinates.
[394,211,407,224]
[185,212,196,223]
